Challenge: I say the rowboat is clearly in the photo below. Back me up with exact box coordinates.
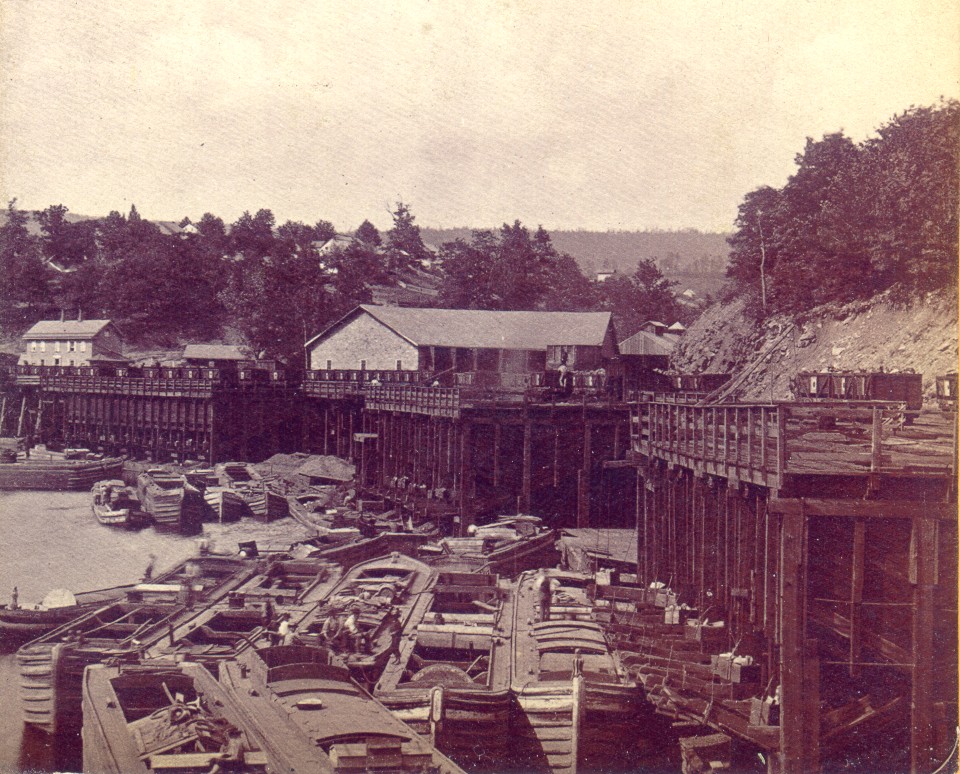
[82,661,268,773]
[375,570,514,771]
[510,569,643,773]
[91,479,145,527]
[218,644,465,773]
[136,469,205,534]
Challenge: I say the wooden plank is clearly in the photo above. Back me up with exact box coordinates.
[779,508,807,774]
[849,520,865,677]
[769,498,956,521]
[910,517,937,774]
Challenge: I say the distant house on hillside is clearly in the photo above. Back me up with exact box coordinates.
[314,234,356,256]
[182,344,250,368]
[19,318,125,367]
[596,268,616,282]
[305,305,617,374]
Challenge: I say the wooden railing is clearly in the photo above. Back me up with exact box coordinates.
[365,385,462,418]
[631,401,956,485]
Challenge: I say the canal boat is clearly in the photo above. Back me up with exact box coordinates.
[16,555,255,736]
[82,661,268,774]
[510,568,643,773]
[202,485,247,522]
[375,570,514,771]
[294,552,437,689]
[144,556,342,670]
[136,469,205,534]
[287,489,340,532]
[421,514,559,577]
[215,461,289,521]
[0,454,124,490]
[91,478,145,527]
[219,644,465,773]
[0,584,132,652]
[291,529,435,572]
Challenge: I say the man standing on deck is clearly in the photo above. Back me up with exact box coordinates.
[534,571,552,622]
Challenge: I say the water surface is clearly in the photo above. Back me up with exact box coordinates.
[0,490,311,773]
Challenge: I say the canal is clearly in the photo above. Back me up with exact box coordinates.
[0,490,312,773]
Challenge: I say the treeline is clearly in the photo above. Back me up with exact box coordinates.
[727,99,959,316]
[0,201,693,362]
[422,227,730,276]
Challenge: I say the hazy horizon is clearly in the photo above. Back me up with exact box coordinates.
[2,1,957,233]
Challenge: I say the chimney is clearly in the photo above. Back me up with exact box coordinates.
[77,309,83,322]
[60,309,65,322]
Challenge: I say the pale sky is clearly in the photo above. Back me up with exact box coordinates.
[1,0,957,232]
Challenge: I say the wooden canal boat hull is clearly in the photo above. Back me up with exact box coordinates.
[17,556,256,735]
[218,645,466,773]
[510,570,644,773]
[82,662,268,774]
[375,570,515,771]
[202,486,247,522]
[136,471,205,534]
[0,457,123,490]
[0,584,132,652]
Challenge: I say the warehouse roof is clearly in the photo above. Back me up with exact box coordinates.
[306,305,615,351]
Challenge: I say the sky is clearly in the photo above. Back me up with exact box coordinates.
[1,0,957,233]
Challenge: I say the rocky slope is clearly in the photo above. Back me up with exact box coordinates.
[671,289,958,403]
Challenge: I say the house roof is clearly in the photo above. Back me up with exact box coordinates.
[183,344,248,361]
[618,329,677,356]
[89,347,128,364]
[22,319,114,340]
[306,305,615,351]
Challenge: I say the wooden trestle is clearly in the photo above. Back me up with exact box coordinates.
[5,367,957,771]
[628,399,957,774]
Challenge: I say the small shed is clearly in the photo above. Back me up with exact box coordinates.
[182,344,251,368]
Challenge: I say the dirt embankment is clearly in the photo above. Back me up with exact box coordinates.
[671,290,958,402]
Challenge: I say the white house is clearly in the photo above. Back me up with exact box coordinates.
[20,319,125,367]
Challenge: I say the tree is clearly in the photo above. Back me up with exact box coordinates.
[385,202,429,270]
[313,220,337,243]
[725,100,959,315]
[0,200,48,328]
[437,221,595,311]
[596,257,682,337]
[355,219,382,247]
[230,209,275,260]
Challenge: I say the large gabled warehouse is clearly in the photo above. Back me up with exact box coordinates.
[304,304,618,374]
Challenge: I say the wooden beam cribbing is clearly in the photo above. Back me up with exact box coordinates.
[910,517,937,774]
[779,506,817,774]
[849,519,865,677]
[769,498,956,521]
[578,422,592,528]
[520,420,532,514]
